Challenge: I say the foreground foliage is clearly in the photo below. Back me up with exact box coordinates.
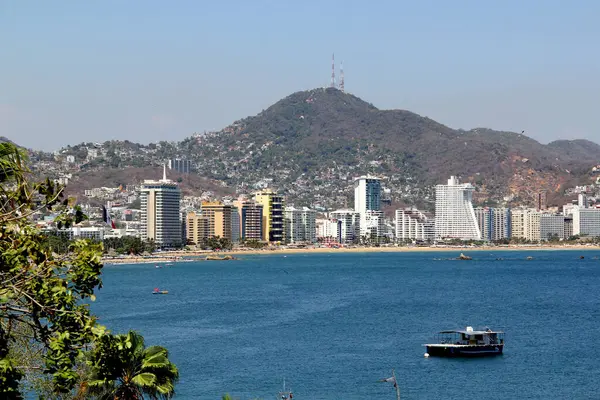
[0,142,178,398]
[0,142,103,396]
[87,331,178,400]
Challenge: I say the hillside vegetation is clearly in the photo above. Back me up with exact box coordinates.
[26,88,600,209]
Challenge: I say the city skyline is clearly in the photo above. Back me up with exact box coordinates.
[44,170,600,246]
[3,1,600,150]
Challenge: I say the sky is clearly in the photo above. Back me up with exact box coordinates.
[2,0,600,151]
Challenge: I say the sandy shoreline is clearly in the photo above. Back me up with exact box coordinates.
[102,244,600,264]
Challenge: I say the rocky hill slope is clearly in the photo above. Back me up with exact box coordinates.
[24,88,600,209]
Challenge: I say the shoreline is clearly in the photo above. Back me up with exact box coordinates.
[102,244,600,264]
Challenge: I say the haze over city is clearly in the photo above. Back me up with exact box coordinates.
[2,0,600,151]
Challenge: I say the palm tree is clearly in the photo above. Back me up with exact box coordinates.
[87,330,179,399]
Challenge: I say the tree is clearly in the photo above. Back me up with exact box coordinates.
[87,330,179,400]
[0,142,106,396]
[103,237,155,255]
[241,239,267,249]
[201,236,233,251]
[0,142,176,398]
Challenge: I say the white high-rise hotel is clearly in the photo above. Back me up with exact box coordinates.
[354,176,383,237]
[435,176,482,240]
[141,166,182,248]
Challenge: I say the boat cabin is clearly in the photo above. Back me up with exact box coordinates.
[435,326,504,346]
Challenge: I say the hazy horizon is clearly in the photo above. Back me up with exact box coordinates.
[2,1,600,151]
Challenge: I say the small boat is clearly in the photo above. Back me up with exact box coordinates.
[277,379,293,400]
[423,326,504,357]
[457,253,472,260]
[152,288,169,295]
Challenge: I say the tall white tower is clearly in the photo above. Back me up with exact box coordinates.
[353,176,382,238]
[354,175,381,214]
[141,167,182,248]
[435,176,482,240]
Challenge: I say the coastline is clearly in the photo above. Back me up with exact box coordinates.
[102,244,600,264]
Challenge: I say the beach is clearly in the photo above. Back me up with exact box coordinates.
[102,244,600,264]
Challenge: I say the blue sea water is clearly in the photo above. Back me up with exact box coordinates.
[93,251,600,399]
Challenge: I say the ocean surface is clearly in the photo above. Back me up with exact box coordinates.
[93,250,600,399]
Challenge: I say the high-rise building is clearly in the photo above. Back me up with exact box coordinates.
[511,208,540,241]
[254,189,285,243]
[395,208,435,242]
[201,202,232,240]
[564,216,573,238]
[230,206,240,243]
[578,193,588,209]
[354,176,381,214]
[234,200,264,241]
[168,158,192,174]
[185,211,210,245]
[284,206,317,244]
[353,176,381,237]
[540,214,565,240]
[434,176,481,240]
[572,208,600,236]
[526,211,541,241]
[536,192,547,211]
[140,166,182,248]
[474,207,511,241]
[329,209,360,244]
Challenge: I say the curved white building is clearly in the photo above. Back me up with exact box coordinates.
[435,176,481,240]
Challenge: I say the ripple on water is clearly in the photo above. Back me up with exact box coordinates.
[93,251,600,399]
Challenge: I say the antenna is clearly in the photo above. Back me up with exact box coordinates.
[330,53,335,88]
[339,61,345,92]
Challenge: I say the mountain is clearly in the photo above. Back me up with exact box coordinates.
[546,140,600,163]
[25,88,600,210]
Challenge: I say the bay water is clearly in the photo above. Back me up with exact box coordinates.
[94,251,600,399]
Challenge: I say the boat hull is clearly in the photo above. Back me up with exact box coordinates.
[426,344,503,357]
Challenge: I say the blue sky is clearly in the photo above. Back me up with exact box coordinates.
[2,0,599,150]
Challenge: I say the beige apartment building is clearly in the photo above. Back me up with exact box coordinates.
[201,201,233,240]
[185,211,210,245]
[511,208,541,241]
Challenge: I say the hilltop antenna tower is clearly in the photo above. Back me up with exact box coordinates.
[339,61,345,92]
[330,53,336,88]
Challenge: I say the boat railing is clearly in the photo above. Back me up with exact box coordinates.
[434,331,505,346]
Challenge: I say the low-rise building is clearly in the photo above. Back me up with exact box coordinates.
[395,208,434,242]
